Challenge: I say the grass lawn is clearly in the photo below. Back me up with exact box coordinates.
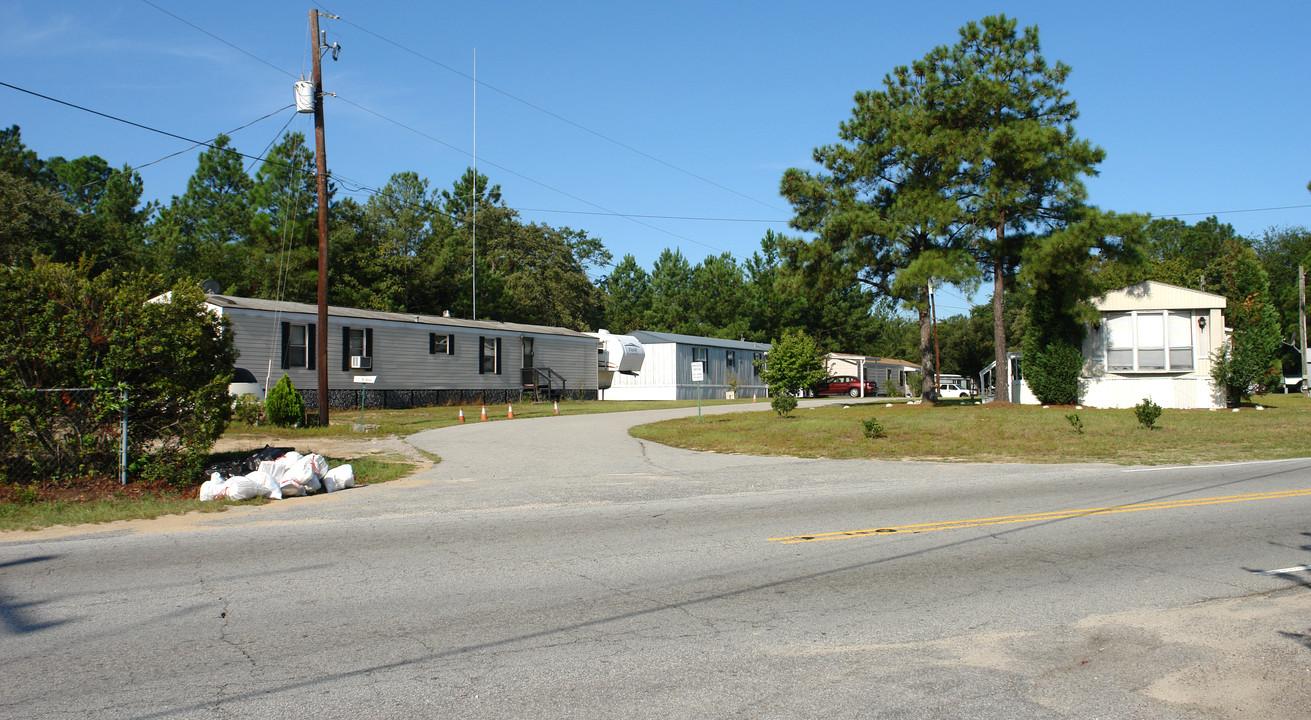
[629,394,1311,465]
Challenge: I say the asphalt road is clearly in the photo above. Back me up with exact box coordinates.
[2,400,1309,719]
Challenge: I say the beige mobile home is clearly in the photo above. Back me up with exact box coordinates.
[1081,281,1227,409]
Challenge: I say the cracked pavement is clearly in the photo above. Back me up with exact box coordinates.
[2,400,1310,718]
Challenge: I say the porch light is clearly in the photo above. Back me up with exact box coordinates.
[1198,316,1207,330]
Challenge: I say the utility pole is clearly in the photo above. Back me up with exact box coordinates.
[929,279,941,395]
[1301,265,1308,396]
[309,9,338,427]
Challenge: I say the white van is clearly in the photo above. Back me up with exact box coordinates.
[938,382,971,398]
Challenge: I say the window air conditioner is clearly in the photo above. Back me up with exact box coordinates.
[350,355,372,370]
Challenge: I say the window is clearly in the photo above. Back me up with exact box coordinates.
[692,347,708,366]
[280,321,316,369]
[726,350,736,370]
[1105,311,1194,372]
[522,337,535,369]
[753,352,764,378]
[479,336,501,375]
[340,327,373,371]
[429,333,454,355]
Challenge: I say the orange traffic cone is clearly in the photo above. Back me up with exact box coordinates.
[458,408,465,423]
[752,392,757,403]
[507,404,515,419]
[480,406,487,421]
[553,401,559,415]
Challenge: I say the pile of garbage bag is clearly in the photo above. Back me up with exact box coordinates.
[200,445,354,501]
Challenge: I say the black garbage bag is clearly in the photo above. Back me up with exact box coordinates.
[244,445,297,472]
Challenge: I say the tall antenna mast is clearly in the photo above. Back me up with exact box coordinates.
[471,48,478,321]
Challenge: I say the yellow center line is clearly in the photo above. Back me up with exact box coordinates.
[769,488,1311,544]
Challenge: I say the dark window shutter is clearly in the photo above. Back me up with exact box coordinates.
[307,324,316,370]
[429,333,436,355]
[342,326,351,371]
[365,328,373,359]
[447,334,455,355]
[280,321,290,369]
[478,336,487,374]
[495,337,502,375]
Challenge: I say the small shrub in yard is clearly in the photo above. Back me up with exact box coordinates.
[862,418,886,439]
[1134,397,1163,430]
[265,375,305,427]
[232,395,265,425]
[771,394,798,417]
[1065,413,1084,435]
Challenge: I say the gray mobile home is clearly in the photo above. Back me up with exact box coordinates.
[602,331,770,400]
[204,295,599,408]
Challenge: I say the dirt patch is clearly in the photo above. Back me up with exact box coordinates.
[0,475,185,504]
[212,433,434,473]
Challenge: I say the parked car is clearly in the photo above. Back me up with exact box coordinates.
[229,367,263,401]
[811,375,879,397]
[937,382,972,398]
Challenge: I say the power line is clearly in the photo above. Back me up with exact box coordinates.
[333,94,734,256]
[326,13,787,216]
[0,80,293,162]
[139,0,298,79]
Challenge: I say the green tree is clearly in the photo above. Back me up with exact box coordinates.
[758,328,826,416]
[930,15,1105,403]
[1020,211,1147,404]
[0,260,235,484]
[1253,225,1311,373]
[780,44,976,397]
[645,248,695,332]
[365,171,442,313]
[602,254,653,333]
[1209,240,1282,403]
[245,132,319,300]
[148,134,253,291]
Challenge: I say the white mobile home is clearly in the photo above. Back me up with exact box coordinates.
[601,331,770,401]
[204,295,599,408]
[1081,281,1227,409]
[823,353,920,396]
[981,281,1228,409]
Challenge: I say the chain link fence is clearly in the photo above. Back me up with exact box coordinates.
[0,388,128,486]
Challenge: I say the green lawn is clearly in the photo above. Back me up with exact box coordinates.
[629,394,1311,465]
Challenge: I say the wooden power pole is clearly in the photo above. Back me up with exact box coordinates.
[310,9,337,426]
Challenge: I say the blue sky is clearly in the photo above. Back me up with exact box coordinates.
[4,1,1309,316]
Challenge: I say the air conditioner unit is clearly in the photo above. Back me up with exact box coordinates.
[350,355,372,370]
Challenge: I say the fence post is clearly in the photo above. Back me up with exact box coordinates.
[120,388,128,485]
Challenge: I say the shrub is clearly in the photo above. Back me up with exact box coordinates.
[1065,412,1084,435]
[1025,340,1083,405]
[265,375,304,427]
[771,393,798,417]
[1134,397,1162,430]
[903,375,919,397]
[862,417,886,439]
[232,394,265,425]
[758,329,825,417]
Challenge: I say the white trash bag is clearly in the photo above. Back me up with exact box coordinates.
[199,473,226,502]
[322,464,355,493]
[244,470,282,500]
